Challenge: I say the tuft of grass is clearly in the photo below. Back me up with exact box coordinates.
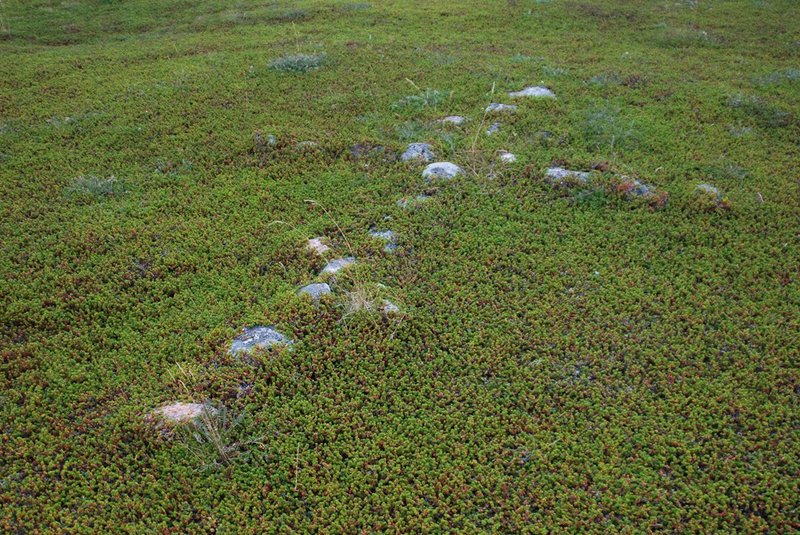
[274,9,310,22]
[753,68,800,87]
[269,53,327,73]
[391,88,452,113]
[579,104,639,151]
[727,93,791,127]
[656,25,718,48]
[588,72,622,87]
[176,402,265,470]
[65,175,125,199]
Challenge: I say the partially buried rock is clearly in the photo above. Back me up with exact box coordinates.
[486,122,501,136]
[229,326,292,355]
[485,103,517,114]
[382,299,400,315]
[154,402,208,424]
[422,162,463,182]
[401,143,435,162]
[545,167,591,186]
[508,86,556,99]
[615,177,668,207]
[499,151,517,164]
[440,115,466,126]
[298,282,331,301]
[369,228,397,253]
[694,183,728,209]
[696,183,720,197]
[306,237,330,256]
[321,257,355,275]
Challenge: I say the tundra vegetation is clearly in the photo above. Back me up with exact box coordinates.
[0,0,798,531]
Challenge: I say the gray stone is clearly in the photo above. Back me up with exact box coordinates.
[296,140,319,149]
[509,86,556,99]
[422,162,463,181]
[440,115,466,125]
[485,103,518,114]
[321,257,356,275]
[401,143,435,162]
[486,122,501,136]
[229,326,293,355]
[545,167,591,185]
[298,282,332,301]
[499,151,517,163]
[154,402,208,424]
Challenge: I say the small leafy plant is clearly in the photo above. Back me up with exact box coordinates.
[269,53,327,73]
[66,175,125,199]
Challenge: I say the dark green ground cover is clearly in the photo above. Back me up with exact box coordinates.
[1,0,798,531]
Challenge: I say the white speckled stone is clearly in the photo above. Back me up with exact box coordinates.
[229,326,292,355]
[401,143,435,162]
[509,86,556,98]
[485,103,517,114]
[422,162,463,181]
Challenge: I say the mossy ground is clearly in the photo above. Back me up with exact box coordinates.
[1,0,798,531]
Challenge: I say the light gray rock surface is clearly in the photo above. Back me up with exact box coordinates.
[485,103,517,114]
[298,282,332,301]
[321,257,356,275]
[545,167,591,185]
[509,86,556,98]
[229,326,292,355]
[401,143,435,162]
[440,115,466,125]
[422,162,463,181]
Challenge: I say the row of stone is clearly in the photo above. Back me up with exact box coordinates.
[223,86,561,366]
